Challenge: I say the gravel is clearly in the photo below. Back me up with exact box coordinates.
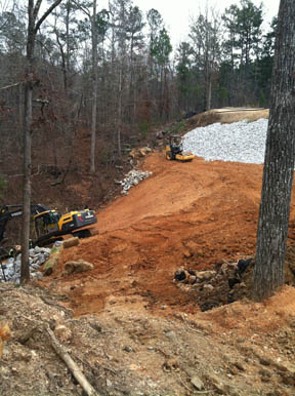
[0,246,51,283]
[120,169,152,194]
[183,118,268,164]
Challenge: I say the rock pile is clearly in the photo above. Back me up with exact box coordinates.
[0,246,51,283]
[119,169,152,194]
[183,118,268,164]
[174,258,254,311]
[129,146,152,159]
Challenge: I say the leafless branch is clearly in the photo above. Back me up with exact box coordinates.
[71,0,91,18]
[0,82,22,90]
[0,0,15,30]
[35,0,64,34]
[33,0,43,22]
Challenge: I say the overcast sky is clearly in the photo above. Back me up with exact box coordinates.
[101,0,280,47]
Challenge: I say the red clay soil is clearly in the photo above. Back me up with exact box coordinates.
[40,152,295,317]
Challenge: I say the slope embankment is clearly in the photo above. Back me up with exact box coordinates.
[3,109,295,396]
[41,108,295,316]
[43,153,267,315]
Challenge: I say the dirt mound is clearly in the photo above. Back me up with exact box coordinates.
[185,107,269,130]
[40,151,295,318]
[1,282,295,396]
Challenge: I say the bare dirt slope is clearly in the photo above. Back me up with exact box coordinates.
[48,154,266,316]
[2,109,295,396]
[32,150,294,395]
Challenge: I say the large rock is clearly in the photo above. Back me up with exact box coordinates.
[191,375,205,391]
[62,237,80,249]
[54,324,72,343]
[196,270,217,281]
[64,259,94,275]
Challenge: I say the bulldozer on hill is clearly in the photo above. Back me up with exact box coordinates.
[165,135,195,162]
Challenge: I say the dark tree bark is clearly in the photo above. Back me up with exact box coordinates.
[253,0,295,300]
[90,0,98,174]
[21,0,40,284]
[21,0,64,284]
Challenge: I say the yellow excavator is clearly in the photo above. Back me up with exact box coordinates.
[0,204,97,247]
[165,135,194,162]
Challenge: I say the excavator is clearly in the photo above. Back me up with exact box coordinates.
[165,134,195,162]
[0,204,97,247]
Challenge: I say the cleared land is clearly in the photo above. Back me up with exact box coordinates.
[2,108,295,396]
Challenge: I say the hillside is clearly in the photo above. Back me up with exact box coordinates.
[47,155,264,315]
[1,108,295,396]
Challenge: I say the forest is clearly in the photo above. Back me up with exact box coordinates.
[0,0,277,206]
[2,4,295,394]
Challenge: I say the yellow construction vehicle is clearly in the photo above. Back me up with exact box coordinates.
[0,204,97,247]
[165,135,194,162]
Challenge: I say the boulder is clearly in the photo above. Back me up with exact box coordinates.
[196,270,217,281]
[54,324,72,343]
[64,259,94,275]
[62,237,80,249]
[191,375,205,391]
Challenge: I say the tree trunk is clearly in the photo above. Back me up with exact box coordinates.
[117,67,123,157]
[90,0,98,174]
[21,0,64,284]
[206,75,212,111]
[21,1,36,284]
[253,0,295,301]
[21,80,33,283]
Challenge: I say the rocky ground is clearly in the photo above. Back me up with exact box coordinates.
[1,109,295,395]
[1,283,295,396]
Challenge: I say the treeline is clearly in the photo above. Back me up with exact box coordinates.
[0,0,276,177]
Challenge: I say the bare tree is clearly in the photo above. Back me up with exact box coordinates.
[0,0,15,29]
[253,0,295,300]
[21,0,64,284]
[189,7,223,111]
[51,0,76,94]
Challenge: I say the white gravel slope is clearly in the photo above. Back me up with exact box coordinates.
[183,118,268,164]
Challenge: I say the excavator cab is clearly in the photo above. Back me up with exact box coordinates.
[165,135,195,162]
[34,210,60,238]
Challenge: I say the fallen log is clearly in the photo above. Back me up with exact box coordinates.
[46,325,100,396]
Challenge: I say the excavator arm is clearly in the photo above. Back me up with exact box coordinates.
[0,206,22,244]
[0,204,51,245]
